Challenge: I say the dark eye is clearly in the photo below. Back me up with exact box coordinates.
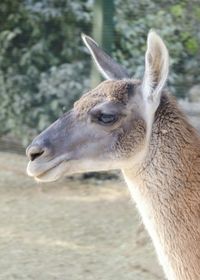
[98,113,117,125]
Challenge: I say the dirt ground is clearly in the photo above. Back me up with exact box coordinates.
[0,152,164,280]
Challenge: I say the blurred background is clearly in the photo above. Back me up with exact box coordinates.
[0,0,200,279]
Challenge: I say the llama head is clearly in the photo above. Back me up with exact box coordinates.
[26,31,169,182]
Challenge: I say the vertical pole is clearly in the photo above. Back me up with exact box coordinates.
[90,0,114,88]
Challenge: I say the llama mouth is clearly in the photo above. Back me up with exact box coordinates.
[34,161,66,182]
[36,161,63,178]
[27,155,71,182]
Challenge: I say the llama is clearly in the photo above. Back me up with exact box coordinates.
[26,31,200,280]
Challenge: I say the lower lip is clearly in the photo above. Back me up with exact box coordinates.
[33,161,65,180]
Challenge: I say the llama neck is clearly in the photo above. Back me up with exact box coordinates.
[123,94,200,280]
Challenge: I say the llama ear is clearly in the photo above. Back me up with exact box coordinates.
[81,34,129,80]
[142,31,169,112]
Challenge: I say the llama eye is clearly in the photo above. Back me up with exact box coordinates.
[98,113,117,125]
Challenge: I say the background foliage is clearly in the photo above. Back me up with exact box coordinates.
[0,0,200,145]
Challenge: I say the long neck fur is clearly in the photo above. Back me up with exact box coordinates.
[123,93,200,280]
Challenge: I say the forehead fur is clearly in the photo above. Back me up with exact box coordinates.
[74,79,140,115]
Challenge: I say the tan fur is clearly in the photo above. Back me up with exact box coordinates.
[74,80,136,116]
[124,93,200,280]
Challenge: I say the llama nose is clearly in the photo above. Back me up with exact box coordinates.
[26,144,45,161]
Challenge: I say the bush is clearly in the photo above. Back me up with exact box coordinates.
[0,0,200,145]
[114,0,200,97]
[0,0,92,144]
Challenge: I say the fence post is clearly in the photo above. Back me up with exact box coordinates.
[90,0,114,88]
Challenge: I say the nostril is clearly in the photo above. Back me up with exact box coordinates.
[26,145,45,161]
[30,151,44,161]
